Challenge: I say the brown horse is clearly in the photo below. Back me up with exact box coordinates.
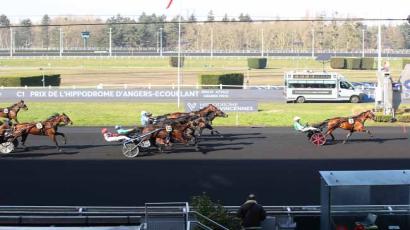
[0,100,28,123]
[14,113,73,151]
[320,110,376,144]
[155,104,228,137]
[157,104,228,120]
[142,119,197,152]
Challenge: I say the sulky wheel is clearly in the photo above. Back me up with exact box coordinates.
[122,142,140,158]
[0,142,15,154]
[310,132,326,146]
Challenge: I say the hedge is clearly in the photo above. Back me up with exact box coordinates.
[397,115,410,123]
[247,58,267,69]
[169,56,185,67]
[0,74,61,87]
[330,57,345,69]
[199,73,244,89]
[374,114,394,122]
[330,57,374,70]
[345,58,362,70]
[403,59,410,70]
[360,57,375,70]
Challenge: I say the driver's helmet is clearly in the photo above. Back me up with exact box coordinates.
[101,128,108,134]
[293,116,301,122]
[114,125,121,130]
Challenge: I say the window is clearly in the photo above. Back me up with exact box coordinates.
[288,83,336,89]
[340,81,352,89]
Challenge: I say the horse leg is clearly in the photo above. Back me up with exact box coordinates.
[325,127,336,141]
[21,133,28,150]
[343,131,353,144]
[364,129,373,138]
[55,132,67,144]
[330,133,335,141]
[49,134,61,152]
[206,124,223,138]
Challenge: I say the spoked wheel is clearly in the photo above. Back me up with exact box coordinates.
[122,142,140,158]
[0,142,15,154]
[310,132,326,146]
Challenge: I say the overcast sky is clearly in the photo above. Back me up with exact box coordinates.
[2,0,410,22]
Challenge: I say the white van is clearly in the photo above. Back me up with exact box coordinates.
[284,71,365,103]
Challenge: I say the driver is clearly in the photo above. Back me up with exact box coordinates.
[101,128,131,142]
[140,111,153,127]
[293,116,318,132]
[115,125,136,135]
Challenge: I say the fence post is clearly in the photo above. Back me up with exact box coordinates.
[219,84,222,90]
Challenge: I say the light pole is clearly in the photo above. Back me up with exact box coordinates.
[210,27,213,58]
[261,28,264,57]
[160,27,163,57]
[177,1,182,108]
[109,27,112,57]
[59,28,63,57]
[362,28,365,58]
[311,29,315,58]
[9,28,13,57]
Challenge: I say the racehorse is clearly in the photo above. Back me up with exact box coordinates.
[155,104,228,137]
[14,113,73,151]
[142,118,198,152]
[320,110,376,144]
[160,104,228,120]
[0,100,28,124]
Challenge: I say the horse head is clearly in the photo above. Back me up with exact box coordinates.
[17,100,28,111]
[61,113,73,125]
[366,110,376,121]
[207,104,228,118]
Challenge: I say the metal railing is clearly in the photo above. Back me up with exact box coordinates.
[1,205,410,217]
[0,84,285,90]
[144,202,229,230]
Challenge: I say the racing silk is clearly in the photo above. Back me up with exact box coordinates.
[141,115,150,127]
[116,128,133,135]
[103,132,130,142]
[293,121,305,131]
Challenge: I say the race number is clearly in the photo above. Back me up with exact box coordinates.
[36,123,43,129]
[348,118,354,124]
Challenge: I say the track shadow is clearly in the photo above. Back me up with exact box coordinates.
[326,137,408,145]
[134,144,244,157]
[199,132,266,141]
[14,144,113,151]
[2,150,80,158]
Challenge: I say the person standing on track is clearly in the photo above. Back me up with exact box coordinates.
[237,194,266,230]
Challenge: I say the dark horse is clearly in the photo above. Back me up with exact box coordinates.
[319,110,375,144]
[154,104,228,137]
[142,115,199,152]
[14,113,73,151]
[0,100,28,124]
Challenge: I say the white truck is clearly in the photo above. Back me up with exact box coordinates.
[284,71,365,103]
